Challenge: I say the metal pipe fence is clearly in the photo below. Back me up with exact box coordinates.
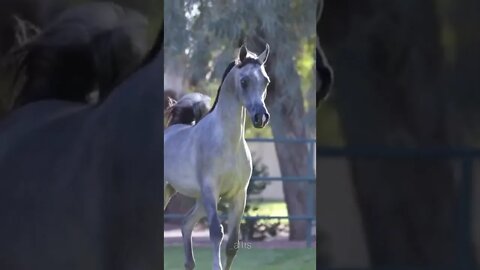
[164,137,317,248]
[316,146,477,270]
[164,141,477,266]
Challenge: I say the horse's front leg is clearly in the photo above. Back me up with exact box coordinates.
[201,184,224,270]
[181,200,205,270]
[225,190,246,270]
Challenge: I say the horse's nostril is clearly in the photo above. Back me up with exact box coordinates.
[254,114,261,124]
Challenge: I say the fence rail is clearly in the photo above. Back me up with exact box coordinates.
[317,146,477,270]
[164,137,317,248]
[164,141,477,266]
[317,145,480,158]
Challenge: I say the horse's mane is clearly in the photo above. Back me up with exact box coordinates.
[208,61,235,113]
[9,2,149,108]
[164,47,259,127]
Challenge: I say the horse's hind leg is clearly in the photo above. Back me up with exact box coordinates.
[164,183,176,210]
[225,191,246,270]
[181,201,205,270]
[201,186,224,270]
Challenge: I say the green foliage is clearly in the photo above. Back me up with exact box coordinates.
[296,37,316,112]
[238,156,291,242]
[436,0,457,65]
[245,122,272,138]
[165,0,317,133]
[316,102,345,146]
[246,154,270,197]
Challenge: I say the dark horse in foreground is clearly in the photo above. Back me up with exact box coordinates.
[0,20,163,270]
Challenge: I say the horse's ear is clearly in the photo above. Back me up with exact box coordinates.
[238,45,247,62]
[258,43,270,64]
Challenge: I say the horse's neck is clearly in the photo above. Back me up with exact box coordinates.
[211,79,246,146]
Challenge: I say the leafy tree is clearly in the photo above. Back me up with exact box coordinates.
[165,0,316,241]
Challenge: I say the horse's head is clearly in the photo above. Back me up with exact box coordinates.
[231,44,270,128]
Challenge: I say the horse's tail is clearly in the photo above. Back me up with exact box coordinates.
[165,93,211,127]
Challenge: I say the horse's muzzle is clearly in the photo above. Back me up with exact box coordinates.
[251,107,270,128]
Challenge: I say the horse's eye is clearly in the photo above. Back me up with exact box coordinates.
[241,78,248,88]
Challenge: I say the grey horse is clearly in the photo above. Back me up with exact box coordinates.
[164,44,270,270]
[0,27,163,270]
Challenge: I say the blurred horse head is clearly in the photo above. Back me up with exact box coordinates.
[9,2,149,108]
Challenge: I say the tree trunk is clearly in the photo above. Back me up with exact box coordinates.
[446,1,480,265]
[320,0,459,266]
[248,37,311,240]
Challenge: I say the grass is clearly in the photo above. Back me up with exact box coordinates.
[164,246,315,270]
[243,200,289,225]
[247,201,288,216]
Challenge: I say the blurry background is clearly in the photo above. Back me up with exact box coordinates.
[164,0,317,269]
[0,0,161,116]
[317,0,480,268]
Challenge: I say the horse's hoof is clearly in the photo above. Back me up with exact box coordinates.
[184,262,195,270]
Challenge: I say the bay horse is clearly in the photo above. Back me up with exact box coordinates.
[165,92,211,127]
[164,44,271,270]
[0,25,163,270]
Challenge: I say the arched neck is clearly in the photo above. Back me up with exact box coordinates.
[210,73,246,144]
